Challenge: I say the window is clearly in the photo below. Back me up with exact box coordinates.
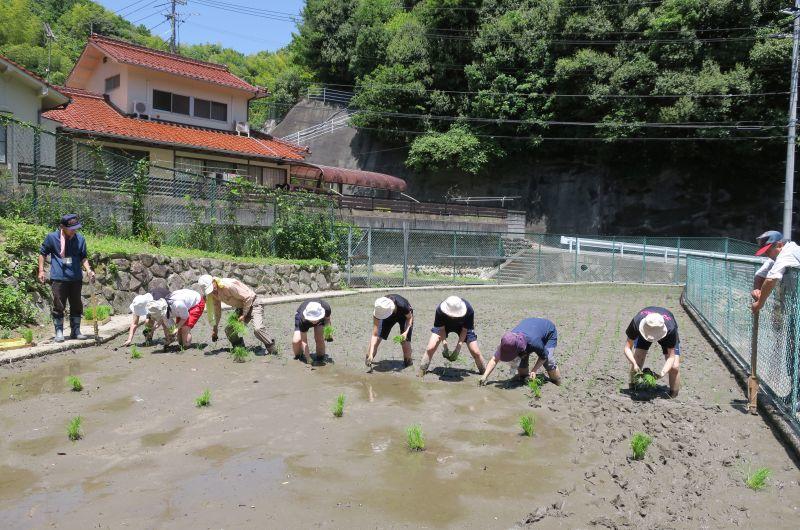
[194,98,228,121]
[105,74,120,92]
[152,89,190,115]
[0,125,6,164]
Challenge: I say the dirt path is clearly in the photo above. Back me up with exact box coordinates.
[1,285,797,529]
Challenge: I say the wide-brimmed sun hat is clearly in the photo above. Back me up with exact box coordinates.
[440,296,467,318]
[496,331,526,362]
[755,230,783,256]
[639,313,668,342]
[373,297,396,320]
[303,301,326,323]
[198,274,214,295]
[130,293,154,317]
[146,299,168,321]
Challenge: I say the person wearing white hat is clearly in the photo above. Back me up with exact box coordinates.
[624,306,681,397]
[198,274,276,354]
[122,287,170,347]
[365,294,414,370]
[148,289,205,349]
[418,296,486,377]
[292,299,332,364]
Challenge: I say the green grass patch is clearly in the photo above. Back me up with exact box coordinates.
[195,389,212,407]
[20,328,33,344]
[67,416,83,441]
[230,345,251,363]
[744,466,772,491]
[67,375,83,392]
[406,424,425,451]
[519,414,536,436]
[323,324,335,341]
[631,433,652,460]
[332,393,345,418]
[130,346,142,359]
[84,305,111,321]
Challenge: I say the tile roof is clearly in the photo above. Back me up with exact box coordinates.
[87,34,261,93]
[44,87,306,161]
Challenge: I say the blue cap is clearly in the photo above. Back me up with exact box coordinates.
[756,230,782,256]
[60,214,82,230]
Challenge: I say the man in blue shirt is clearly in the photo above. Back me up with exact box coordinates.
[37,214,96,342]
[479,318,562,386]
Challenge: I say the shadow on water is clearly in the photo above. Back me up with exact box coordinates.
[371,359,410,373]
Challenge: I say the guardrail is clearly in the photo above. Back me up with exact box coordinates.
[307,86,354,106]
[560,236,763,263]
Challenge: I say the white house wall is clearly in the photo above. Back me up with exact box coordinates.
[83,58,127,111]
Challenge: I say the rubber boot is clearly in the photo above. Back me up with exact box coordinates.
[53,317,65,343]
[70,316,91,340]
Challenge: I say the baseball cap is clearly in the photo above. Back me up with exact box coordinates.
[60,214,82,230]
[495,331,526,362]
[755,230,783,256]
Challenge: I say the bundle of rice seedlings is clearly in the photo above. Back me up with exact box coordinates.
[67,376,83,392]
[631,433,652,460]
[195,389,212,407]
[392,335,405,344]
[519,414,536,436]
[67,416,83,441]
[230,345,251,363]
[406,424,425,451]
[332,393,345,417]
[323,325,335,342]
[226,312,247,343]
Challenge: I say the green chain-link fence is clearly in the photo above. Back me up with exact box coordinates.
[684,255,800,432]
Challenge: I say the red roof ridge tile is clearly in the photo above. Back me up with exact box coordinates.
[90,33,231,73]
[54,85,105,99]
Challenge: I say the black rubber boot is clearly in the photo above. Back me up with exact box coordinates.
[70,316,91,340]
[54,317,65,343]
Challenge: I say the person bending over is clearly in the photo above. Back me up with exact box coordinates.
[366,295,414,370]
[292,299,332,365]
[624,307,681,398]
[479,318,562,386]
[418,296,486,377]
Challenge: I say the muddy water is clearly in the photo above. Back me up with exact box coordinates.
[0,285,798,529]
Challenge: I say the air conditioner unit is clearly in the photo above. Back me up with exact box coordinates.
[235,121,250,137]
[132,100,149,118]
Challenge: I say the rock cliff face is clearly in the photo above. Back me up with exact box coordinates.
[271,99,792,238]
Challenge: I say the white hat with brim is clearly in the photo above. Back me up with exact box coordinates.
[146,299,168,321]
[303,301,326,323]
[639,313,668,342]
[130,293,154,317]
[440,296,467,318]
[373,297,396,320]
[198,274,214,295]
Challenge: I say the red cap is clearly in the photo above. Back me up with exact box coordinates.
[755,243,773,256]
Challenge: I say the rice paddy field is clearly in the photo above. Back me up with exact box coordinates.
[1,285,798,529]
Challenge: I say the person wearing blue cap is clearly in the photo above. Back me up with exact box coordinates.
[752,230,800,313]
[37,214,95,342]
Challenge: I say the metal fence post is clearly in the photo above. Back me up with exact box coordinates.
[675,237,681,284]
[367,227,372,288]
[537,238,543,283]
[402,223,409,287]
[611,237,616,282]
[641,236,647,283]
[573,237,578,282]
[452,231,457,279]
[32,127,40,211]
[724,238,729,260]
[347,226,352,287]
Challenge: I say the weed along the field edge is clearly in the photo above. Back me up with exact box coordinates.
[332,393,345,418]
[67,376,83,392]
[406,424,425,451]
[67,416,83,441]
[195,389,212,407]
[520,414,536,437]
[631,432,652,461]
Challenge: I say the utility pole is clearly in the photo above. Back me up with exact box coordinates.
[166,0,187,54]
[783,1,800,239]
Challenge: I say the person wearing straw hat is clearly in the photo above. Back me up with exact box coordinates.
[37,214,95,343]
[418,295,486,377]
[365,295,414,370]
[122,287,170,347]
[293,299,332,364]
[751,230,800,313]
[478,318,562,387]
[624,307,681,398]
[198,274,276,354]
[147,288,205,349]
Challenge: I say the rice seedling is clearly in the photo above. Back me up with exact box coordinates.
[744,466,772,491]
[528,376,542,398]
[230,345,251,363]
[67,416,83,441]
[195,389,212,407]
[519,414,536,436]
[130,346,142,359]
[67,375,83,392]
[392,335,405,344]
[406,424,425,451]
[332,393,345,417]
[226,312,247,340]
[631,432,652,460]
[20,328,33,344]
[442,343,459,362]
[323,324,335,341]
[633,371,659,391]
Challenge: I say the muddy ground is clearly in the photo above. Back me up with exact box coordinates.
[1,285,798,529]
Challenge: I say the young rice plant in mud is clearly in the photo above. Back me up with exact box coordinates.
[519,414,536,437]
[631,433,652,460]
[528,376,544,398]
[392,335,405,344]
[323,325,335,342]
[130,346,142,359]
[744,466,772,491]
[332,393,345,417]
[195,389,212,407]
[226,312,247,341]
[230,345,251,363]
[67,416,83,441]
[67,376,83,392]
[406,424,425,451]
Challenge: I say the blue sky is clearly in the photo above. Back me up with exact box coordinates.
[96,0,305,54]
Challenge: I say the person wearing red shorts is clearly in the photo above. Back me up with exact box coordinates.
[147,289,205,349]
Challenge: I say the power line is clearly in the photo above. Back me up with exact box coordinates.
[114,0,152,15]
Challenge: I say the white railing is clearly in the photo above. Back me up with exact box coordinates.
[559,236,764,264]
[307,86,354,106]
[280,111,354,145]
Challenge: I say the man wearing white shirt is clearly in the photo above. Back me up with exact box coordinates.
[751,231,800,313]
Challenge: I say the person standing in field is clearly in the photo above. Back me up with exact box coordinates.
[146,288,205,349]
[623,307,681,398]
[293,299,332,364]
[478,318,562,386]
[751,230,800,313]
[418,296,486,377]
[197,274,276,353]
[366,295,414,370]
[122,288,171,347]
[37,214,95,343]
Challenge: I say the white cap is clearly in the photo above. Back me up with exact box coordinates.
[440,296,467,318]
[146,299,168,321]
[373,297,396,320]
[198,274,214,295]
[639,313,668,342]
[302,301,326,323]
[129,293,153,317]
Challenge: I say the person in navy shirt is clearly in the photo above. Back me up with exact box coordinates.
[418,296,486,377]
[366,294,414,370]
[624,306,681,398]
[479,318,562,386]
[37,214,95,343]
